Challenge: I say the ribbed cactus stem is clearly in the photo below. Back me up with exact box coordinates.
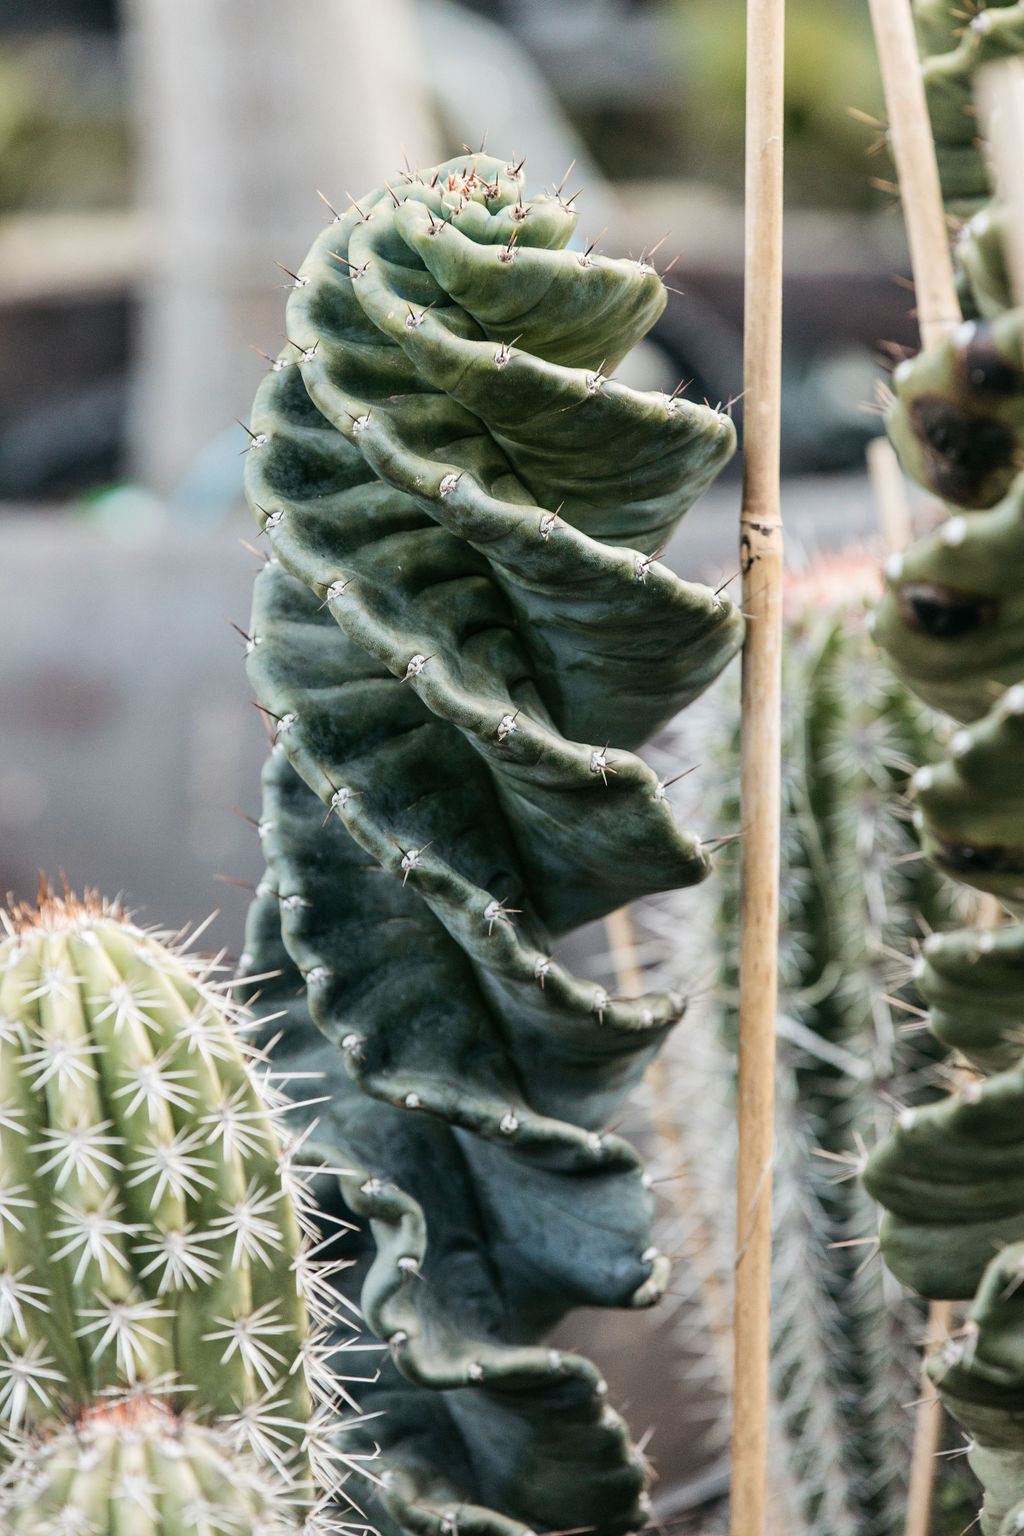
[237,151,744,1536]
[0,889,363,1535]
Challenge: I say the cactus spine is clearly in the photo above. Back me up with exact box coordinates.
[861,10,1024,1533]
[0,889,358,1535]
[238,152,744,1536]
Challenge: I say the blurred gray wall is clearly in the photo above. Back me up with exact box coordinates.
[125,0,440,492]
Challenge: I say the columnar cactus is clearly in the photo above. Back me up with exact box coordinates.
[0,888,358,1535]
[862,14,1024,1533]
[237,152,744,1536]
[647,570,959,1536]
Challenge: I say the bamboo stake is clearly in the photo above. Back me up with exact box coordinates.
[866,0,960,349]
[867,435,914,553]
[903,1300,956,1536]
[732,0,785,1530]
[979,60,1024,307]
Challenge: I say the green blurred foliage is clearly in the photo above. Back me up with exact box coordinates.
[0,34,130,213]
[586,0,886,207]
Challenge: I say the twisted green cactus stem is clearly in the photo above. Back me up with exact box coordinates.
[0,890,357,1535]
[238,152,743,1536]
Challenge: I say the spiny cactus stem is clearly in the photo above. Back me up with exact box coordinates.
[866,0,960,347]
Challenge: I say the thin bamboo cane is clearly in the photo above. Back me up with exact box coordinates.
[979,59,1024,307]
[903,1301,957,1536]
[733,0,785,1530]
[867,435,914,554]
[866,0,960,349]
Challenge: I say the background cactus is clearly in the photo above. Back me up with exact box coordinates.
[237,151,744,1536]
[630,567,967,1536]
[0,887,356,1535]
[861,12,1024,1533]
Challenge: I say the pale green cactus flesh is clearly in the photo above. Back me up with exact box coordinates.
[0,891,358,1536]
[238,153,743,1536]
[919,920,1024,1073]
[907,683,1024,900]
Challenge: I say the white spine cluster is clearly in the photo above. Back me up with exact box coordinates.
[0,895,374,1536]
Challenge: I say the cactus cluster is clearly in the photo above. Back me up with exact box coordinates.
[636,565,963,1536]
[0,888,360,1535]
[862,12,1024,1533]
[237,152,744,1536]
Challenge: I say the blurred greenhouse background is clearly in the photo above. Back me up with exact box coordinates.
[0,1,941,1529]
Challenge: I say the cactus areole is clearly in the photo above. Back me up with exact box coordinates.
[0,889,362,1536]
[239,153,743,1536]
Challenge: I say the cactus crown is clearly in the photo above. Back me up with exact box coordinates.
[0,888,365,1535]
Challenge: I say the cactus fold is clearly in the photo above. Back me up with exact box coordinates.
[238,153,743,1536]
[0,890,354,1535]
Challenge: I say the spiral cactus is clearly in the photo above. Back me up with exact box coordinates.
[237,152,743,1536]
[0,888,359,1535]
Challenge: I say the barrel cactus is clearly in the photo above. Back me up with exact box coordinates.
[237,151,744,1536]
[862,19,1024,1533]
[0,887,355,1534]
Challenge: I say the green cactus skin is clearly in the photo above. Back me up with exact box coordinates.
[913,0,1024,215]
[0,891,357,1536]
[885,313,1024,515]
[238,153,743,1536]
[919,921,1024,1073]
[872,473,1024,726]
[956,206,1014,321]
[865,1052,1024,1300]
[908,684,1024,900]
